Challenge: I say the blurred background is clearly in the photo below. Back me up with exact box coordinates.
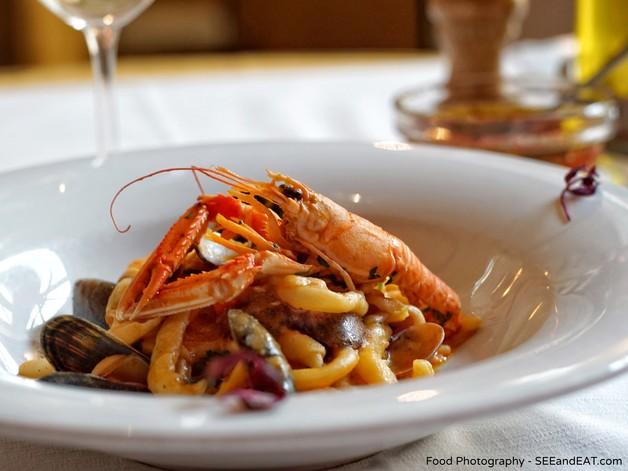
[2,0,625,173]
[1,0,573,68]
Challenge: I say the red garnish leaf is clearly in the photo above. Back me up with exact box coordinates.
[559,166,600,222]
[204,350,288,411]
[221,389,282,411]
[564,166,580,183]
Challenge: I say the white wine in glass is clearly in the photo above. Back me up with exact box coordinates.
[39,0,154,163]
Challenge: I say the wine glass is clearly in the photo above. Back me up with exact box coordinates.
[38,0,155,164]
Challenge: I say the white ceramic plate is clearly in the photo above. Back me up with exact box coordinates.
[0,142,627,470]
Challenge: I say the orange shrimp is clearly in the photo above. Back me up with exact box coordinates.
[110,166,461,332]
[201,168,462,327]
[115,250,310,321]
[110,168,309,321]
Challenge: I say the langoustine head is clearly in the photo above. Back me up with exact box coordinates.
[110,165,349,263]
[203,167,331,237]
[201,167,360,288]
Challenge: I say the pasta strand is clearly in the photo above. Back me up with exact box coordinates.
[147,312,207,395]
[278,329,325,368]
[292,348,359,391]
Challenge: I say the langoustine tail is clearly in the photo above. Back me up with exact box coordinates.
[392,241,462,336]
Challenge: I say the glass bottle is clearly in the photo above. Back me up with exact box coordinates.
[577,0,628,151]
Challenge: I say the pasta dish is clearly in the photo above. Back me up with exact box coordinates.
[20,167,479,408]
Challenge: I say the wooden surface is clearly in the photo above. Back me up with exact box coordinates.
[238,0,423,49]
[0,0,427,66]
[1,0,573,67]
[7,0,85,65]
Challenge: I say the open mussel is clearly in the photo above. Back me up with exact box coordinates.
[228,309,294,394]
[41,315,148,374]
[73,279,115,328]
[40,372,147,392]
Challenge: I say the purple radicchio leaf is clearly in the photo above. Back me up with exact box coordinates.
[559,166,600,222]
[204,350,288,411]
[221,389,283,411]
[564,166,580,183]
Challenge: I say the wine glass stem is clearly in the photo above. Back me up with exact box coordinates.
[84,26,120,164]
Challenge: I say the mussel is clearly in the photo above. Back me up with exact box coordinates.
[227,309,294,394]
[40,372,148,392]
[72,279,115,328]
[40,315,149,392]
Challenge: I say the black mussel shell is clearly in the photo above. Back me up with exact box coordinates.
[40,372,147,392]
[41,315,148,373]
[228,309,294,394]
[73,279,115,328]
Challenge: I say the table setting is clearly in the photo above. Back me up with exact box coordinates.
[1,0,627,470]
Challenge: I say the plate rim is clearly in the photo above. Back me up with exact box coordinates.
[1,141,627,445]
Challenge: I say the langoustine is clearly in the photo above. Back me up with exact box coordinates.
[110,166,465,337]
[21,165,479,400]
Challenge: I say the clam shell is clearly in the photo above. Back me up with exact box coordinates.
[197,231,238,266]
[40,372,147,392]
[389,322,445,375]
[41,315,148,374]
[73,279,115,328]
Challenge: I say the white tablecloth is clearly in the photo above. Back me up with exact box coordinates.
[0,59,443,172]
[1,49,627,471]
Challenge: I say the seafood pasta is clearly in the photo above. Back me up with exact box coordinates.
[20,167,480,405]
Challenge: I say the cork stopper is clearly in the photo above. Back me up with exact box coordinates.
[429,0,528,100]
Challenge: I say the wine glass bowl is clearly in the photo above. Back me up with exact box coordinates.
[39,0,154,30]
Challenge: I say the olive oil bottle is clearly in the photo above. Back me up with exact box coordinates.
[577,0,628,149]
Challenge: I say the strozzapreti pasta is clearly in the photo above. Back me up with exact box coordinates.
[20,167,480,408]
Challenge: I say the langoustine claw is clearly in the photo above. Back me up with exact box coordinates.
[115,251,310,321]
[124,254,258,321]
[116,203,210,319]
